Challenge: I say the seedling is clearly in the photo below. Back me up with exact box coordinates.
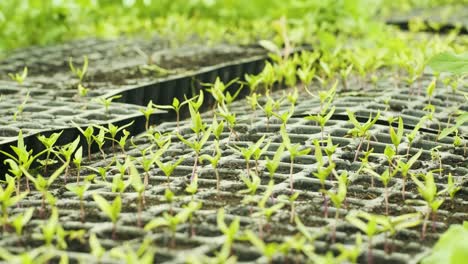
[200,141,222,193]
[376,213,421,254]
[346,211,386,264]
[92,127,107,158]
[65,182,90,222]
[397,149,422,200]
[89,233,105,261]
[364,167,397,215]
[246,93,260,126]
[10,207,34,237]
[281,125,311,193]
[212,208,239,264]
[144,201,201,248]
[277,191,299,224]
[73,123,94,160]
[155,156,185,187]
[405,117,426,156]
[305,106,335,143]
[229,135,267,173]
[177,126,212,182]
[97,121,134,153]
[204,77,241,107]
[128,159,146,227]
[211,116,225,141]
[21,162,68,218]
[426,77,436,105]
[37,131,63,174]
[312,139,336,218]
[346,110,380,162]
[324,171,348,242]
[252,181,284,236]
[216,103,237,141]
[73,146,83,183]
[13,91,29,121]
[153,96,194,131]
[8,67,28,84]
[388,116,404,155]
[245,230,283,264]
[41,207,67,249]
[265,144,285,182]
[96,95,122,115]
[117,129,131,154]
[56,136,80,183]
[443,173,461,208]
[140,142,169,187]
[69,55,88,82]
[0,176,29,232]
[411,171,445,239]
[92,194,122,240]
[257,94,281,130]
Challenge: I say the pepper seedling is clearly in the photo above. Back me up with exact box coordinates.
[281,125,311,193]
[200,141,222,193]
[65,182,90,223]
[153,96,195,132]
[10,207,34,238]
[0,176,29,232]
[411,171,445,240]
[92,194,122,240]
[155,156,185,187]
[346,110,380,162]
[128,159,146,227]
[229,135,267,173]
[364,167,397,216]
[96,95,122,115]
[69,55,88,83]
[397,149,422,200]
[312,138,336,218]
[252,181,284,236]
[177,126,212,182]
[37,131,63,174]
[265,144,285,182]
[73,123,94,160]
[8,66,28,84]
[56,136,80,183]
[324,171,348,243]
[388,116,404,155]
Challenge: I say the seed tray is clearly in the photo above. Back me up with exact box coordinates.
[3,72,467,263]
[386,5,468,34]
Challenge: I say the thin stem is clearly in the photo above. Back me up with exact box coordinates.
[191,152,199,182]
[368,236,374,264]
[421,206,430,240]
[289,158,294,193]
[80,199,85,223]
[215,168,220,194]
[354,137,364,162]
[384,186,389,216]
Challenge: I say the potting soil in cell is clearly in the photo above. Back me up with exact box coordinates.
[3,72,466,263]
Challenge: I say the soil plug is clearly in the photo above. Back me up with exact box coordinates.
[92,194,122,240]
[281,125,311,193]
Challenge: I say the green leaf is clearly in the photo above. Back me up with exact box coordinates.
[422,223,468,264]
[427,52,468,75]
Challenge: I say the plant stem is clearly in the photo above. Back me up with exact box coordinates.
[112,223,117,240]
[384,186,389,216]
[354,137,364,162]
[421,206,431,240]
[368,236,374,264]
[137,196,142,228]
[332,207,339,243]
[289,158,294,193]
[191,152,199,182]
[215,168,220,194]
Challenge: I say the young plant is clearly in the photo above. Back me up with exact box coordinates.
[92,127,107,159]
[388,116,404,155]
[405,117,425,156]
[177,126,212,182]
[41,207,67,249]
[73,146,83,183]
[128,159,146,227]
[140,100,156,131]
[443,173,461,208]
[8,66,28,84]
[73,123,94,160]
[10,207,34,237]
[277,191,299,224]
[96,95,122,115]
[346,110,380,162]
[144,201,202,248]
[140,142,169,187]
[153,96,194,132]
[281,125,311,193]
[216,103,237,141]
[229,135,267,173]
[312,138,336,218]
[252,181,284,236]
[376,213,421,254]
[155,156,185,187]
[257,94,281,130]
[0,176,29,232]
[324,171,348,243]
[364,167,397,216]
[65,182,90,222]
[305,106,335,143]
[411,171,445,240]
[265,144,285,182]
[100,121,134,153]
[69,55,88,82]
[200,141,222,193]
[13,91,29,121]
[397,149,422,200]
[21,162,68,218]
[211,208,239,264]
[37,131,63,174]
[346,211,386,264]
[92,194,122,240]
[56,136,80,183]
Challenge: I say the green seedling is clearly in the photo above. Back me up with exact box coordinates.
[8,66,28,84]
[364,167,397,216]
[211,117,225,141]
[229,135,267,173]
[384,145,396,174]
[177,127,212,182]
[96,95,122,114]
[245,73,263,95]
[257,94,281,130]
[339,64,353,90]
[110,239,156,264]
[13,91,29,121]
[200,141,222,193]
[438,112,468,140]
[426,78,436,104]
[405,117,426,156]
[92,127,107,159]
[41,207,67,249]
[239,171,261,197]
[246,93,260,126]
[297,66,315,89]
[98,121,134,153]
[277,191,299,224]
[89,233,105,261]
[324,171,348,243]
[281,125,311,193]
[273,104,295,129]
[56,136,80,183]
[141,142,169,187]
[336,233,362,264]
[265,144,285,182]
[140,100,155,131]
[376,213,422,254]
[77,83,88,97]
[388,116,404,155]
[346,211,386,264]
[245,230,283,263]
[0,176,29,232]
[346,110,380,162]
[93,194,121,240]
[252,181,284,236]
[10,207,34,237]
[37,131,63,174]
[305,106,335,142]
[312,138,336,218]
[111,173,130,194]
[153,96,194,132]
[69,55,88,82]
[21,162,68,218]
[411,171,445,240]
[443,173,461,208]
[128,159,146,227]
[204,77,241,107]
[217,103,237,141]
[65,182,90,223]
[73,146,83,183]
[73,123,94,160]
[397,149,422,200]
[155,156,185,187]
[145,201,201,248]
[0,247,53,264]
